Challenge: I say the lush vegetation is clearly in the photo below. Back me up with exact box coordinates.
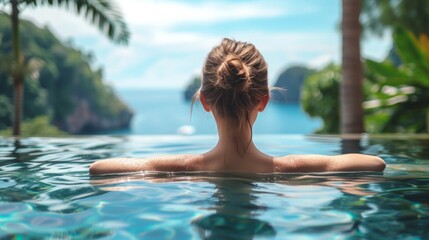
[0,14,132,135]
[2,0,130,135]
[302,28,429,134]
[0,116,65,137]
[301,64,341,133]
[300,0,429,134]
[365,28,429,133]
[362,0,429,37]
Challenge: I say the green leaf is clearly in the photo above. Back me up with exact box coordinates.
[394,28,429,87]
[366,59,411,86]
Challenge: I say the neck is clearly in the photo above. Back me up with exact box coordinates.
[214,118,257,157]
[204,114,274,172]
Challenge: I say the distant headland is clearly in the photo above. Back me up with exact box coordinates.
[0,14,132,134]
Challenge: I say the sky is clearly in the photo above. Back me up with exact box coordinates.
[17,0,391,89]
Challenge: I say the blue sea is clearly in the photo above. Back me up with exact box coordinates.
[115,89,321,135]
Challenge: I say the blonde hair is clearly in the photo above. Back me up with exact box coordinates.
[193,38,269,150]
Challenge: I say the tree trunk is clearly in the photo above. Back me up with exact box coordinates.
[426,108,429,133]
[341,0,364,134]
[11,0,24,136]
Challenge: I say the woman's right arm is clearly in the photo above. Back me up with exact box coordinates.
[89,158,149,175]
[89,154,197,175]
[276,154,386,172]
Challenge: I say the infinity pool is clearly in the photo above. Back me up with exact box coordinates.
[0,135,428,239]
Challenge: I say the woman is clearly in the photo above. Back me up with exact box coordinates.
[90,38,385,175]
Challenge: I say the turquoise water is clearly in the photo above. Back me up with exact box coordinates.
[115,89,321,134]
[1,135,429,239]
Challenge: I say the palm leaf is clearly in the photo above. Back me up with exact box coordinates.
[393,28,429,87]
[366,59,412,86]
[381,100,427,132]
[22,0,130,45]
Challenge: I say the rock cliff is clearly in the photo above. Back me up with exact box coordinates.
[272,66,313,103]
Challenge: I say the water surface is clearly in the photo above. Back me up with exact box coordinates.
[0,135,428,239]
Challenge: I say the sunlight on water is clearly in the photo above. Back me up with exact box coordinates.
[0,135,428,239]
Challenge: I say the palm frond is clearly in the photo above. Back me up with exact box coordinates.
[23,0,130,45]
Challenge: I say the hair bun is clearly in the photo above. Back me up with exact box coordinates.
[216,54,251,91]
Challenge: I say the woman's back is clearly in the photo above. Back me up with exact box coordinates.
[89,38,385,175]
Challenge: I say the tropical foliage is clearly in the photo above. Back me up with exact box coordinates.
[0,116,65,136]
[0,13,132,134]
[362,0,429,37]
[302,29,429,134]
[301,1,429,134]
[0,0,129,135]
[301,64,341,133]
[365,28,429,133]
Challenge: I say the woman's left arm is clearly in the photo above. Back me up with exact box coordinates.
[277,154,386,172]
[328,154,386,172]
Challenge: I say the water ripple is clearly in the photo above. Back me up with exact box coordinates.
[0,136,428,239]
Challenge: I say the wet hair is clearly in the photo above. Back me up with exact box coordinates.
[193,38,269,150]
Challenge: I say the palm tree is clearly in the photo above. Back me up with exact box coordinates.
[341,0,364,134]
[1,0,130,136]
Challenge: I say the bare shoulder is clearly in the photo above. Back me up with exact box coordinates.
[274,153,386,173]
[89,154,202,175]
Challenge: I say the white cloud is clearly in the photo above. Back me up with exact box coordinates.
[103,47,142,77]
[234,32,338,53]
[106,31,343,89]
[133,30,218,50]
[21,7,99,39]
[14,0,390,89]
[308,54,336,69]
[221,31,340,81]
[120,0,289,28]
[111,55,203,89]
[19,0,287,40]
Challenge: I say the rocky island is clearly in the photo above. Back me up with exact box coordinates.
[271,66,313,103]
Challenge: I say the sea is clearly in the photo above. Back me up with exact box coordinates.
[113,89,321,135]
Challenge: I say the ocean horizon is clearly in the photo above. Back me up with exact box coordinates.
[112,89,321,135]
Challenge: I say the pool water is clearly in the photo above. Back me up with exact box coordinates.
[0,135,428,239]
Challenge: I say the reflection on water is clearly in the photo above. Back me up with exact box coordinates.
[341,138,362,154]
[191,176,276,239]
[0,135,428,239]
